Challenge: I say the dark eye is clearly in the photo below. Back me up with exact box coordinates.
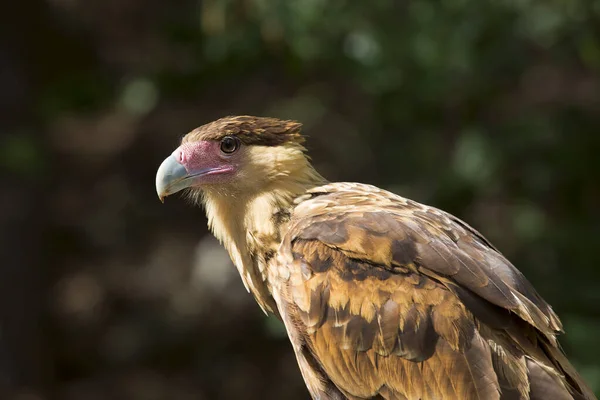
[220,136,239,154]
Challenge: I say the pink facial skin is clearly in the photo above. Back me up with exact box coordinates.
[156,139,240,200]
[173,140,237,185]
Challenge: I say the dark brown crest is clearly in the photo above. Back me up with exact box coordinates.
[183,115,305,146]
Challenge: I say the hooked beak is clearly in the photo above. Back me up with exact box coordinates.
[155,154,191,202]
[156,143,234,202]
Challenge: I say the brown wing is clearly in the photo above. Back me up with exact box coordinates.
[271,183,594,400]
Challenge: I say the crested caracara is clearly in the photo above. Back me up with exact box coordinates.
[156,116,595,400]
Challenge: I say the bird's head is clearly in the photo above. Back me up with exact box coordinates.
[156,116,321,203]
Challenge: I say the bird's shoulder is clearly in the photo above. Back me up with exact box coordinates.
[278,182,562,341]
[292,181,497,255]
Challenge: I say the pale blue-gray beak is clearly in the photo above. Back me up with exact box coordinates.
[155,154,190,202]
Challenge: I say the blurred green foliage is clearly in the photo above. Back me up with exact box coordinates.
[1,0,599,398]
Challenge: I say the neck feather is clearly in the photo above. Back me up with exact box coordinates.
[200,159,325,313]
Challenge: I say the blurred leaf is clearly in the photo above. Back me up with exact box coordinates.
[452,128,495,187]
[512,202,546,241]
[119,78,159,116]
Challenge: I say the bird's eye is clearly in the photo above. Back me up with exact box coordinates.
[220,136,239,154]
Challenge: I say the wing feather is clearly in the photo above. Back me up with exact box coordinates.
[271,183,594,399]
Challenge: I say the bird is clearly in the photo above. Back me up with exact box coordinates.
[155,115,595,400]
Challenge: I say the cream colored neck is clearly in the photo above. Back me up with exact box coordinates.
[201,164,326,314]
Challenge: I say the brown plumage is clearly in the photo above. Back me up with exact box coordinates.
[156,116,595,400]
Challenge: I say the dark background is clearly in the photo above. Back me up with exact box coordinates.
[1,0,599,399]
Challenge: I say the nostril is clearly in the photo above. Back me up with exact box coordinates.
[177,150,185,163]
